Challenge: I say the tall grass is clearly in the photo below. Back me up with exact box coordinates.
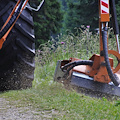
[34,26,117,87]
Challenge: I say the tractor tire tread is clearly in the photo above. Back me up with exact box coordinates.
[0,0,35,90]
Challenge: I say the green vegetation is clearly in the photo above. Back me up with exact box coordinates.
[1,28,120,119]
[30,0,120,48]
[30,0,63,48]
[63,0,98,33]
[60,0,120,33]
[1,85,120,119]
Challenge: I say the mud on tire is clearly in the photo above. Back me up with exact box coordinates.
[0,0,35,90]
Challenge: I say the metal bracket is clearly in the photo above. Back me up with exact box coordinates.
[26,0,45,11]
[54,60,66,82]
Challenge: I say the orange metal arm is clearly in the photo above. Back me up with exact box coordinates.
[0,0,21,32]
[0,0,29,49]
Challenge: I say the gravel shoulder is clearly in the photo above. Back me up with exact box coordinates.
[0,98,54,120]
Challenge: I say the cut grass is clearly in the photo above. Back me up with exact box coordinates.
[1,82,120,120]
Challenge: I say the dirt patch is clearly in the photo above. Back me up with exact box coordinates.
[0,98,55,120]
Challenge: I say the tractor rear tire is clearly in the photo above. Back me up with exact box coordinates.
[0,0,35,90]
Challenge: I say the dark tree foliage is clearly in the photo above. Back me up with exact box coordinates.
[62,0,120,33]
[29,0,120,48]
[116,0,120,28]
[58,0,67,10]
[30,0,63,48]
[63,0,99,33]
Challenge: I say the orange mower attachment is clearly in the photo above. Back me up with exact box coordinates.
[54,0,120,98]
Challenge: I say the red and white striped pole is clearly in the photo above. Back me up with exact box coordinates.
[101,0,109,14]
[100,0,110,22]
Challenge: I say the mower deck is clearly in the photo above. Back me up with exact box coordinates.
[54,60,120,98]
[70,72,120,98]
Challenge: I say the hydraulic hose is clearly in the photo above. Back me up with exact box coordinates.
[0,0,24,39]
[62,60,93,75]
[102,27,120,86]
